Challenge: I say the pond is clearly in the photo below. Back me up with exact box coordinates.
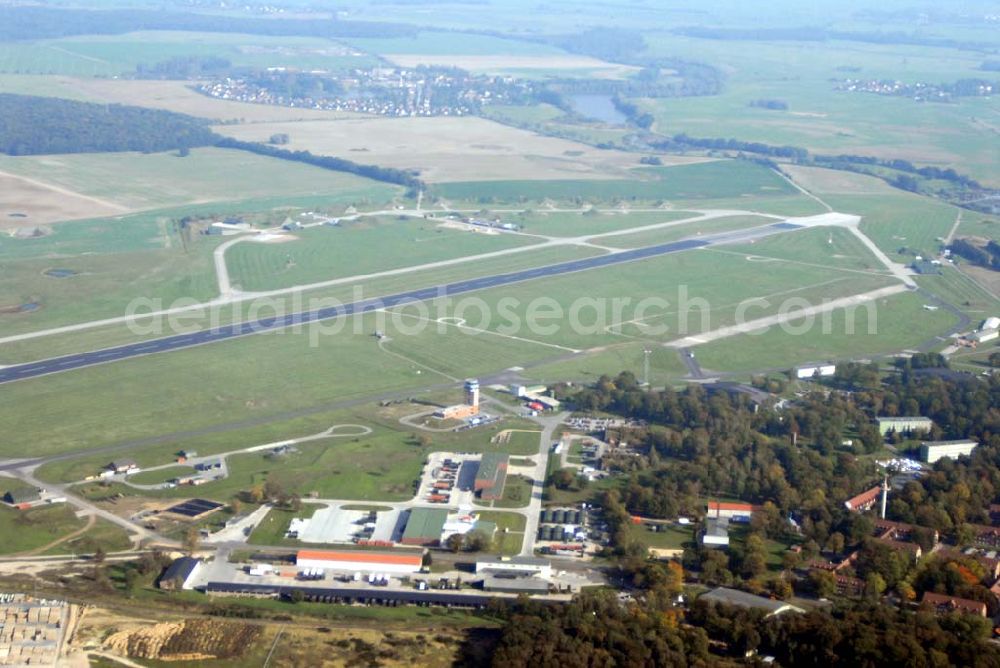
[567,94,628,125]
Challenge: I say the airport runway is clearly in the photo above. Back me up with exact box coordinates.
[0,222,801,385]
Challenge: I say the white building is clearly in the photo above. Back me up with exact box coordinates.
[295,549,423,574]
[920,440,978,464]
[974,329,999,344]
[475,556,552,579]
[982,316,1000,332]
[701,518,730,548]
[877,416,933,436]
[795,364,836,379]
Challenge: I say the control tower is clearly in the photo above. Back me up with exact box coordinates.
[464,379,480,408]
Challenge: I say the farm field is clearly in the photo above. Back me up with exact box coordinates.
[637,34,1000,186]
[385,53,637,79]
[0,147,398,211]
[433,160,797,202]
[692,290,961,373]
[225,217,541,291]
[0,31,377,78]
[0,75,364,122]
[213,115,646,182]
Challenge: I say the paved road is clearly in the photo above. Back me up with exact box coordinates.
[521,412,568,556]
[0,222,801,386]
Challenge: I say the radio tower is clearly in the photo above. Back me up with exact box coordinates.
[880,473,889,519]
[643,349,652,387]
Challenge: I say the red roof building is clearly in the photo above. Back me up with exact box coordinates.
[706,501,759,519]
[844,485,882,512]
[920,591,987,617]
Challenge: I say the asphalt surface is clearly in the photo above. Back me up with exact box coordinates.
[0,222,801,386]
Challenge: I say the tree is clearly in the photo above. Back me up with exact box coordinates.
[229,498,243,516]
[664,561,684,597]
[247,484,265,504]
[123,567,139,598]
[864,572,887,600]
[421,551,432,569]
[445,533,464,553]
[288,588,305,603]
[263,478,285,502]
[93,546,106,564]
[418,434,433,448]
[810,570,836,598]
[465,530,490,553]
[182,527,200,555]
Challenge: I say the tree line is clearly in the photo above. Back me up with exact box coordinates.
[949,238,1000,271]
[214,137,425,191]
[0,94,217,155]
[0,6,416,42]
[487,588,999,666]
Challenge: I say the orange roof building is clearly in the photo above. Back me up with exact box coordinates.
[706,501,759,518]
[296,549,423,574]
[844,485,882,512]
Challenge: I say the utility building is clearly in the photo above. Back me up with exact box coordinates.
[920,440,978,464]
[295,550,423,574]
[474,453,509,501]
[877,416,933,436]
[401,508,449,546]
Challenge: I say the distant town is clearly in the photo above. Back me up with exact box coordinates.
[197,67,538,117]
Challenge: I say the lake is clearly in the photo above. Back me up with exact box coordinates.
[568,94,628,125]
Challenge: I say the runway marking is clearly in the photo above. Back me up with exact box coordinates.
[0,221,806,385]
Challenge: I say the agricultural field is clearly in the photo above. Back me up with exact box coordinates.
[0,31,376,78]
[636,34,1000,186]
[0,147,398,212]
[214,115,645,182]
[0,75,363,122]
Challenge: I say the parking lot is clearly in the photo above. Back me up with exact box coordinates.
[415,452,481,508]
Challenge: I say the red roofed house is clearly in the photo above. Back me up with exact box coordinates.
[874,519,939,546]
[921,591,987,617]
[296,549,423,574]
[875,537,922,562]
[706,501,758,521]
[844,485,882,512]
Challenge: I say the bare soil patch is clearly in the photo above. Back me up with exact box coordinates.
[386,54,639,79]
[215,116,649,182]
[59,78,365,123]
[0,171,126,228]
